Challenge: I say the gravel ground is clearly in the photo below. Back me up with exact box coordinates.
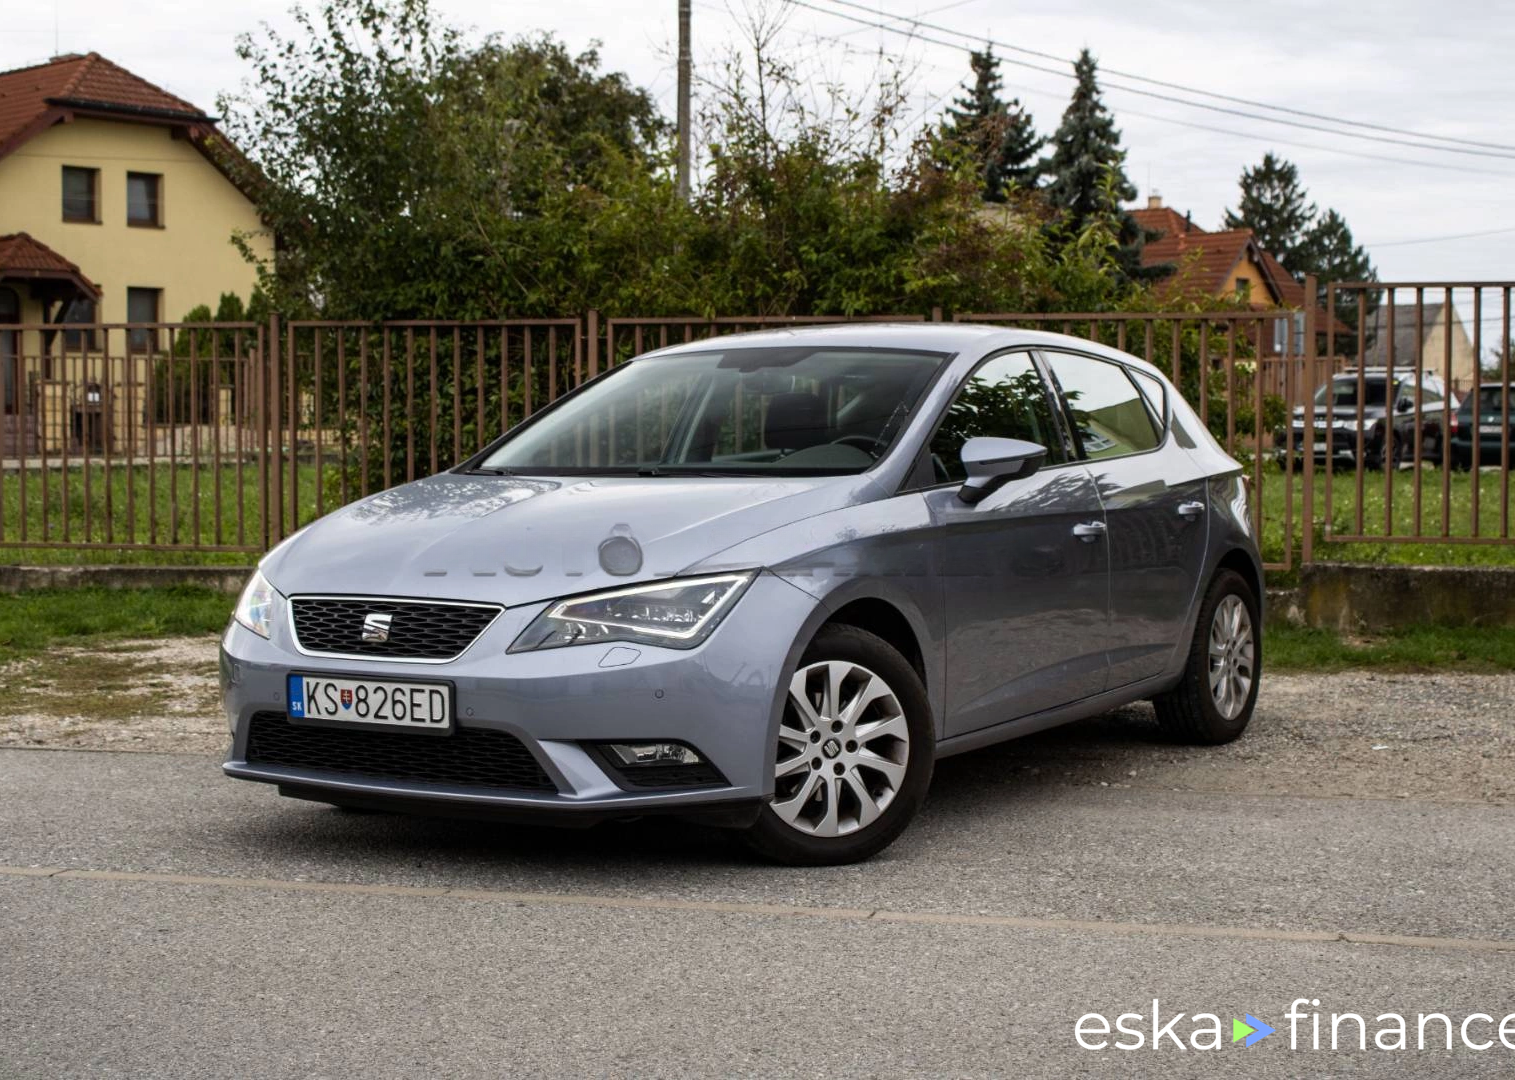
[1,635,1510,804]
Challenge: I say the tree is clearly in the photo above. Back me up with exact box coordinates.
[1042,49,1134,231]
[218,0,665,319]
[1304,207,1377,348]
[1224,154,1378,345]
[220,0,1149,327]
[1223,152,1317,274]
[1041,50,1158,282]
[940,47,1042,200]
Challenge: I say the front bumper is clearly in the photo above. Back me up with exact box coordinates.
[221,572,820,825]
[1275,425,1372,462]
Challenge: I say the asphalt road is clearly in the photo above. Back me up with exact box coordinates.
[3,746,1514,1078]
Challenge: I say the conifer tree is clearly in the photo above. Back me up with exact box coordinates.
[941,46,1042,201]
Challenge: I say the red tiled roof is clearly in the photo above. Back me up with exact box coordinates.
[0,232,99,297]
[0,52,208,156]
[1145,227,1258,298]
[1255,248,1308,309]
[1130,205,1196,242]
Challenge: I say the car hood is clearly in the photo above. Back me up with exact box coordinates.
[259,472,882,607]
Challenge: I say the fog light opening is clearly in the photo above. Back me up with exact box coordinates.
[601,742,704,767]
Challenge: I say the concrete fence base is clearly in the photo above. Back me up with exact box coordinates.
[1290,563,1515,631]
[0,565,253,594]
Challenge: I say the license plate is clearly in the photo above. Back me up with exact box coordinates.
[1481,424,1505,436]
[1313,442,1329,453]
[287,673,452,731]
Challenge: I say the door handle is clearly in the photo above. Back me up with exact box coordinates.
[1072,521,1107,542]
[1177,501,1205,520]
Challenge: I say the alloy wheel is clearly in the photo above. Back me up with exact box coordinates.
[772,660,910,838]
[1208,594,1255,721]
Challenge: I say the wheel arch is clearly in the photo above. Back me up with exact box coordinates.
[823,596,928,691]
[1215,545,1264,609]
[773,575,943,741]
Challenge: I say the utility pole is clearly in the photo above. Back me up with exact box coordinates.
[676,0,692,202]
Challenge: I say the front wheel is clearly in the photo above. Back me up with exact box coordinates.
[1151,569,1261,744]
[742,625,934,866]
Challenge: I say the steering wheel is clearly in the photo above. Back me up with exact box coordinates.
[829,433,887,457]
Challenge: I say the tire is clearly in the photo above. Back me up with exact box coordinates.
[1151,569,1260,745]
[741,624,934,866]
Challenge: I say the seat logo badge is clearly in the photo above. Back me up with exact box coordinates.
[361,613,393,644]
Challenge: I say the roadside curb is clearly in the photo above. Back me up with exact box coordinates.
[0,565,252,594]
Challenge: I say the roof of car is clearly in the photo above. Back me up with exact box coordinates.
[636,322,1169,378]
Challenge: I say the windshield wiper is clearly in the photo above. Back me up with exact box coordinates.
[465,466,518,476]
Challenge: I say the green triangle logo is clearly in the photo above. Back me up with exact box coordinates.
[1232,1017,1255,1044]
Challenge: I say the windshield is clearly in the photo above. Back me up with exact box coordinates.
[1316,377,1388,409]
[476,346,947,476]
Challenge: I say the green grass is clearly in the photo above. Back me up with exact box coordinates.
[1266,623,1515,673]
[0,586,232,656]
[0,461,332,565]
[2,456,1513,569]
[1255,463,1515,567]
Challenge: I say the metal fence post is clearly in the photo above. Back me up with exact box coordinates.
[269,312,283,545]
[1302,275,1317,565]
[586,309,600,379]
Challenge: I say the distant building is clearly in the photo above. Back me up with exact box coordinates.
[1359,302,1478,391]
[1132,196,1311,315]
[0,52,269,454]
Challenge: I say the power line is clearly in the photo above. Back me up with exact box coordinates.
[809,0,1515,156]
[977,79,1515,180]
[694,0,1515,179]
[1367,225,1515,248]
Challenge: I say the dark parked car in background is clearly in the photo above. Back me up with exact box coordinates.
[1450,383,1515,470]
[1277,369,1456,470]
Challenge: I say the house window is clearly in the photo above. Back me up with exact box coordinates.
[1,287,18,414]
[127,288,161,352]
[127,172,162,227]
[62,166,99,223]
[1234,279,1251,303]
[61,298,98,351]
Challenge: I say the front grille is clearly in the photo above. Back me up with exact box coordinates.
[290,596,500,661]
[245,712,556,792]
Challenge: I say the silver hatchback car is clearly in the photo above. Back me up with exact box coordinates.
[222,325,1262,864]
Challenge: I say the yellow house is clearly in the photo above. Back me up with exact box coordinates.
[0,52,270,455]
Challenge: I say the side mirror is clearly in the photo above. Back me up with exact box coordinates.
[1395,399,1413,414]
[958,437,1048,504]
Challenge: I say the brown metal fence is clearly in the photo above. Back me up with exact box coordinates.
[0,320,267,552]
[2,284,1512,567]
[1308,282,1515,555]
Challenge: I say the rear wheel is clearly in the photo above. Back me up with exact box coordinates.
[1151,569,1260,744]
[742,625,933,866]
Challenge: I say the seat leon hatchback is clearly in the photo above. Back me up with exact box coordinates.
[222,325,1263,864]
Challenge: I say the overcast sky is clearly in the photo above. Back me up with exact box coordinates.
[6,0,1514,322]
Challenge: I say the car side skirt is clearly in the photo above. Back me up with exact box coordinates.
[933,670,1181,760]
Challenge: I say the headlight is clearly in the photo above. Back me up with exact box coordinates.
[232,569,278,639]
[509,572,756,652]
